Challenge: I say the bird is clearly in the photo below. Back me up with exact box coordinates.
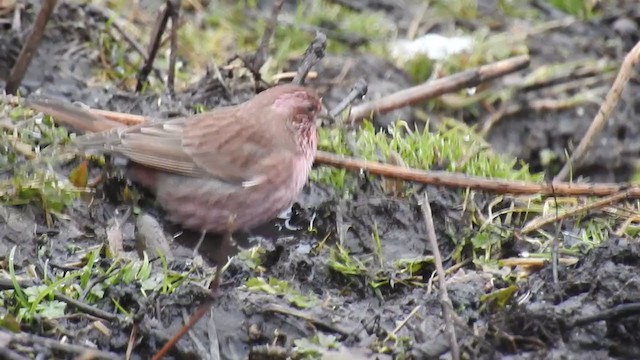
[27,84,324,251]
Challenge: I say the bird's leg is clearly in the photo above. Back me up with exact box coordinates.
[192,230,206,257]
[209,231,232,297]
[209,216,236,296]
[209,258,224,297]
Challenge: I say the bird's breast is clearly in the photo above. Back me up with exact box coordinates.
[146,154,312,234]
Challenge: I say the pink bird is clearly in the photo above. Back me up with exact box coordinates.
[28,84,323,240]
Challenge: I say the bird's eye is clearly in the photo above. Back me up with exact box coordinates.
[305,104,316,113]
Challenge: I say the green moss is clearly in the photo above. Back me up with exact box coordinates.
[313,119,542,192]
[548,0,599,19]
[245,276,318,309]
[0,101,81,222]
[179,1,394,79]
[431,0,479,20]
[404,56,434,83]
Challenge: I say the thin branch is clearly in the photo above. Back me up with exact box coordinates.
[554,40,640,182]
[262,303,350,336]
[125,324,137,360]
[499,257,578,267]
[151,296,213,360]
[0,347,29,360]
[348,55,530,123]
[5,0,58,94]
[4,330,120,360]
[520,190,631,234]
[551,193,561,285]
[570,302,640,328]
[248,0,284,79]
[292,32,327,85]
[92,5,166,84]
[329,78,368,118]
[54,293,119,322]
[313,151,640,197]
[0,277,39,289]
[167,0,181,95]
[135,1,172,92]
[419,192,459,360]
[0,278,118,322]
[382,305,422,343]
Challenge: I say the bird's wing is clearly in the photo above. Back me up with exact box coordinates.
[181,105,298,185]
[77,115,211,178]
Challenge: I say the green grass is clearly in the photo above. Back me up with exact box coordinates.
[1,244,194,325]
[548,0,599,19]
[314,119,542,193]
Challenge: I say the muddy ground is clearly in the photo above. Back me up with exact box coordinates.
[2,0,640,359]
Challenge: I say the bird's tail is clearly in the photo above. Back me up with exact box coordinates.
[26,97,134,151]
[26,97,125,133]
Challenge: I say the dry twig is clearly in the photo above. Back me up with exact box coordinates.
[520,190,631,234]
[167,0,181,95]
[92,5,166,84]
[419,192,460,360]
[151,296,215,360]
[555,40,640,181]
[0,278,118,323]
[2,330,120,360]
[292,32,327,85]
[570,302,640,328]
[262,303,350,336]
[247,0,284,79]
[53,293,118,323]
[5,0,58,94]
[348,55,530,123]
[125,324,137,360]
[330,78,368,118]
[135,0,172,91]
[314,151,640,197]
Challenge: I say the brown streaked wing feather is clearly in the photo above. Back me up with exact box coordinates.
[181,105,297,184]
[78,117,210,178]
